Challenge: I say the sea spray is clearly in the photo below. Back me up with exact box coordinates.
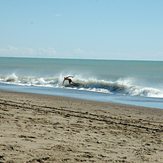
[0,73,163,98]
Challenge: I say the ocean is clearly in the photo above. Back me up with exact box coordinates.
[0,57,163,109]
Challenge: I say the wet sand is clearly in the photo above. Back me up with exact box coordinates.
[0,91,163,163]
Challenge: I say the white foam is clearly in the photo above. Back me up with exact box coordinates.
[5,73,18,82]
[0,73,163,98]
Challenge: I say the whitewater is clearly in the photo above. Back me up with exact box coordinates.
[0,57,163,109]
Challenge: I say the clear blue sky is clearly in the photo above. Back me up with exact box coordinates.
[0,0,163,60]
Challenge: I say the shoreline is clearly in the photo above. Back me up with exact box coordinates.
[0,90,163,162]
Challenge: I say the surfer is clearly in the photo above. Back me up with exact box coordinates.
[62,76,74,85]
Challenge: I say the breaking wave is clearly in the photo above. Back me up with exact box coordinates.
[0,73,163,98]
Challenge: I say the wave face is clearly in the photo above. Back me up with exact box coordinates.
[0,73,163,98]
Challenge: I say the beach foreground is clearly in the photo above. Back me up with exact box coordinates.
[0,91,163,163]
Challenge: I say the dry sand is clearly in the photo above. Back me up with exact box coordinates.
[0,91,163,163]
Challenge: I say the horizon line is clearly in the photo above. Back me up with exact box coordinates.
[0,56,163,62]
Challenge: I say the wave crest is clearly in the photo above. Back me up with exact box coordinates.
[70,78,163,97]
[5,73,18,82]
[0,74,163,98]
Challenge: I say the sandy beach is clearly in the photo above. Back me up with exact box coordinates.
[0,91,162,163]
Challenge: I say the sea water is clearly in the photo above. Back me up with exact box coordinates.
[0,57,163,109]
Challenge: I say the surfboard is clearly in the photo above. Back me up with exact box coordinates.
[64,82,81,87]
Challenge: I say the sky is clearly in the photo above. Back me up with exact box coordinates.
[0,0,163,60]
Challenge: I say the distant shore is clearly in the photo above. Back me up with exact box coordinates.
[0,90,163,163]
